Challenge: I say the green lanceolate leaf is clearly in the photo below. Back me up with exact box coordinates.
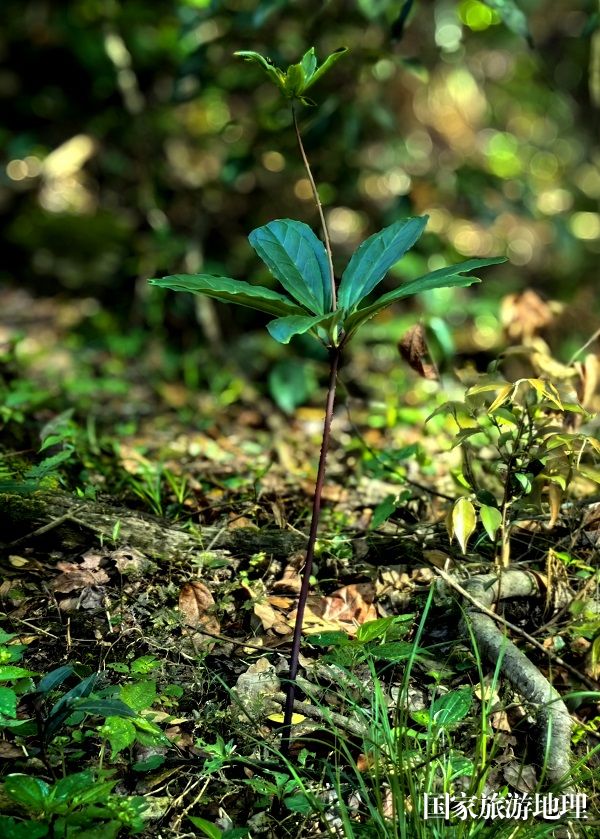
[338,216,428,312]
[304,47,348,91]
[248,219,332,313]
[233,51,286,94]
[35,665,74,695]
[149,275,306,319]
[300,48,318,83]
[344,257,506,336]
[266,312,333,344]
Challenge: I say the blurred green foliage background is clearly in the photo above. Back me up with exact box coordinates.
[1,0,599,363]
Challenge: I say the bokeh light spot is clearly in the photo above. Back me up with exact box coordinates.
[570,212,600,240]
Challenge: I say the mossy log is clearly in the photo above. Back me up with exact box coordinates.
[1,491,306,561]
[0,490,421,564]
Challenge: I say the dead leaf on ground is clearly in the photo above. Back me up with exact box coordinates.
[179,581,221,651]
[398,324,439,381]
[288,583,377,635]
[58,588,107,612]
[300,481,348,503]
[501,290,555,342]
[503,761,537,793]
[0,742,25,759]
[322,583,377,624]
[272,552,304,593]
[253,598,290,636]
[51,561,109,594]
[227,513,258,531]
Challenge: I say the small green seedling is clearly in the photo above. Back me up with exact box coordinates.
[150,47,505,750]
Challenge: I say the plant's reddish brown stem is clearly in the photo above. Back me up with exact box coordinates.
[281,345,340,753]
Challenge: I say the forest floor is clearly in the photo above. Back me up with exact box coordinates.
[1,288,599,838]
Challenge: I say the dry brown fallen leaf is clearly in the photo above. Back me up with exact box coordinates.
[50,560,109,594]
[179,581,221,652]
[272,552,304,594]
[288,583,378,636]
[398,323,439,381]
[500,289,555,342]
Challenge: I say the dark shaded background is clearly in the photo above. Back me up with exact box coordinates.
[1,0,599,365]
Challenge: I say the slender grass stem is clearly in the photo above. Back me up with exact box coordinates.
[282,345,340,752]
[292,102,336,310]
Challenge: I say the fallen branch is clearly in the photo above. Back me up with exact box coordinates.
[1,490,423,564]
[435,567,579,790]
[433,566,598,692]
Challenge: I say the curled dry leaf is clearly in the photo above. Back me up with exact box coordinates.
[398,323,438,381]
[272,551,305,593]
[289,583,377,635]
[179,581,221,652]
[51,561,109,594]
[500,289,555,341]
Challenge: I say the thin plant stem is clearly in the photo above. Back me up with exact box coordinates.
[567,325,600,366]
[281,345,341,752]
[292,102,336,310]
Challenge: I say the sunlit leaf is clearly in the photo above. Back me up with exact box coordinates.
[356,616,397,643]
[300,47,317,82]
[488,383,515,414]
[285,62,306,96]
[0,666,37,681]
[150,274,305,318]
[121,680,157,712]
[249,219,332,313]
[0,687,17,718]
[100,716,137,756]
[344,257,505,335]
[4,776,50,812]
[303,47,348,91]
[338,216,428,312]
[451,497,477,553]
[267,712,306,724]
[431,686,472,725]
[480,504,502,541]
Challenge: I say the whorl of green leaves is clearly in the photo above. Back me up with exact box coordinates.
[150,215,505,346]
[234,47,348,104]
